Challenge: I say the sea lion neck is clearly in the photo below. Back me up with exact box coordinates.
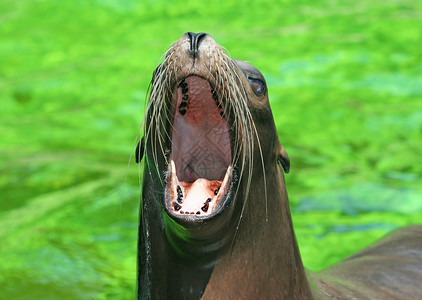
[203,164,315,299]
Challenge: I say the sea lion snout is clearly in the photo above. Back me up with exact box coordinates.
[143,32,276,220]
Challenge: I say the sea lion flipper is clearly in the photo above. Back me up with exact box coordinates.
[135,137,145,163]
[278,145,290,174]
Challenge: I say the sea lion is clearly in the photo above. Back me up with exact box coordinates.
[135,32,422,299]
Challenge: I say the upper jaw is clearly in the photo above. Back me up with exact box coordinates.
[162,75,235,222]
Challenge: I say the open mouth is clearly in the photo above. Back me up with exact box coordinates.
[165,76,233,218]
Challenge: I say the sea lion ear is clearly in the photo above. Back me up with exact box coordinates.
[278,145,290,174]
[135,137,145,164]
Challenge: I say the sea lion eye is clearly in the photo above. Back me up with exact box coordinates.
[248,77,266,97]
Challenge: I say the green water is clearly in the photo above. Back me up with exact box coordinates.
[1,0,421,298]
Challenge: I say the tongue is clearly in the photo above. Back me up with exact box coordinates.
[179,179,220,212]
[169,161,233,216]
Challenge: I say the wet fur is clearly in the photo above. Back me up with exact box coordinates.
[135,33,422,299]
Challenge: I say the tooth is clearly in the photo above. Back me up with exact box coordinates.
[173,202,181,211]
[170,160,180,202]
[201,203,209,212]
[177,185,183,203]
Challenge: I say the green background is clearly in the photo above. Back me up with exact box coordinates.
[1,0,421,299]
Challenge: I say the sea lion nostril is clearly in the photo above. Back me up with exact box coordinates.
[186,32,208,56]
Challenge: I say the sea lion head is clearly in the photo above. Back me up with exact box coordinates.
[138,32,289,258]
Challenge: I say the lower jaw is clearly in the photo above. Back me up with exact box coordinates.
[164,159,233,220]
